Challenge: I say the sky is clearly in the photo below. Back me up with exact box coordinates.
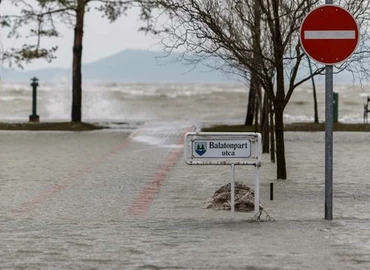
[0,2,160,70]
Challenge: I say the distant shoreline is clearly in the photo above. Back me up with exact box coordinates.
[0,122,102,131]
[0,122,369,131]
[202,122,370,132]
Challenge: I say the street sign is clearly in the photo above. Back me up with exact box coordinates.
[184,132,261,165]
[193,140,251,158]
[300,5,359,65]
[184,132,262,217]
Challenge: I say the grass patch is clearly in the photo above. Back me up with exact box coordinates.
[0,122,103,131]
[202,122,370,132]
[202,125,256,132]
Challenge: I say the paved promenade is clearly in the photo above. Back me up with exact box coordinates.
[0,124,370,269]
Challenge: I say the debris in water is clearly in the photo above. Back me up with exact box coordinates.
[203,182,263,212]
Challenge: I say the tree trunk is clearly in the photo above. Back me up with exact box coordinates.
[307,56,319,123]
[271,0,287,179]
[245,83,256,125]
[274,105,286,179]
[313,79,319,123]
[245,0,261,126]
[274,67,287,179]
[269,98,275,163]
[71,0,85,122]
[262,92,270,153]
[254,90,259,132]
[274,50,287,179]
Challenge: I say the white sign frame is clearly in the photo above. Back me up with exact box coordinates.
[184,132,262,166]
[184,132,262,217]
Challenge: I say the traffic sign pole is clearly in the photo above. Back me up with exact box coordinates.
[301,2,359,221]
[325,0,333,221]
[325,65,333,220]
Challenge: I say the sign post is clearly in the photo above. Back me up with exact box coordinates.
[300,3,359,220]
[325,64,333,220]
[184,132,262,217]
[230,164,235,218]
[325,0,334,221]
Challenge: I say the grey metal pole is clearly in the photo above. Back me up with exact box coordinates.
[254,165,260,215]
[325,65,333,220]
[325,0,333,221]
[230,164,235,219]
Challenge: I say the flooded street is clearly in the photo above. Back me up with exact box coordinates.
[0,124,370,269]
[1,74,370,269]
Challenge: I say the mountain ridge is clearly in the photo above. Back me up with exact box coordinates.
[1,49,235,83]
[0,49,356,83]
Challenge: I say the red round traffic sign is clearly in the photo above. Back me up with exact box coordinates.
[300,5,359,65]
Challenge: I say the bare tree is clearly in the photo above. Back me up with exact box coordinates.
[2,0,134,122]
[307,55,319,123]
[245,0,262,126]
[139,0,370,179]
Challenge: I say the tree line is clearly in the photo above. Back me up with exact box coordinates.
[1,0,370,180]
[138,0,370,179]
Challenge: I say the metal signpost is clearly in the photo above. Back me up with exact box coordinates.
[184,132,262,218]
[300,3,359,220]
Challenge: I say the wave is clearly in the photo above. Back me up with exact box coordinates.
[0,96,31,101]
[0,81,368,123]
[1,81,246,98]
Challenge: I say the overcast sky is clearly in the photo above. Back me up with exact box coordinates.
[0,3,160,70]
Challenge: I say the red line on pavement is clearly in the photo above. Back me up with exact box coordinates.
[128,126,194,216]
[11,129,141,215]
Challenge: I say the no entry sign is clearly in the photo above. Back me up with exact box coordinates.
[300,5,359,65]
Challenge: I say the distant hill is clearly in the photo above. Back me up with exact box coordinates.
[1,49,236,83]
[1,49,357,83]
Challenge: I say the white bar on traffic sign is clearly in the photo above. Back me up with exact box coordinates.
[304,30,356,39]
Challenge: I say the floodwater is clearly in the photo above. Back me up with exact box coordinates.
[0,128,370,269]
[0,81,369,123]
[0,81,370,268]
